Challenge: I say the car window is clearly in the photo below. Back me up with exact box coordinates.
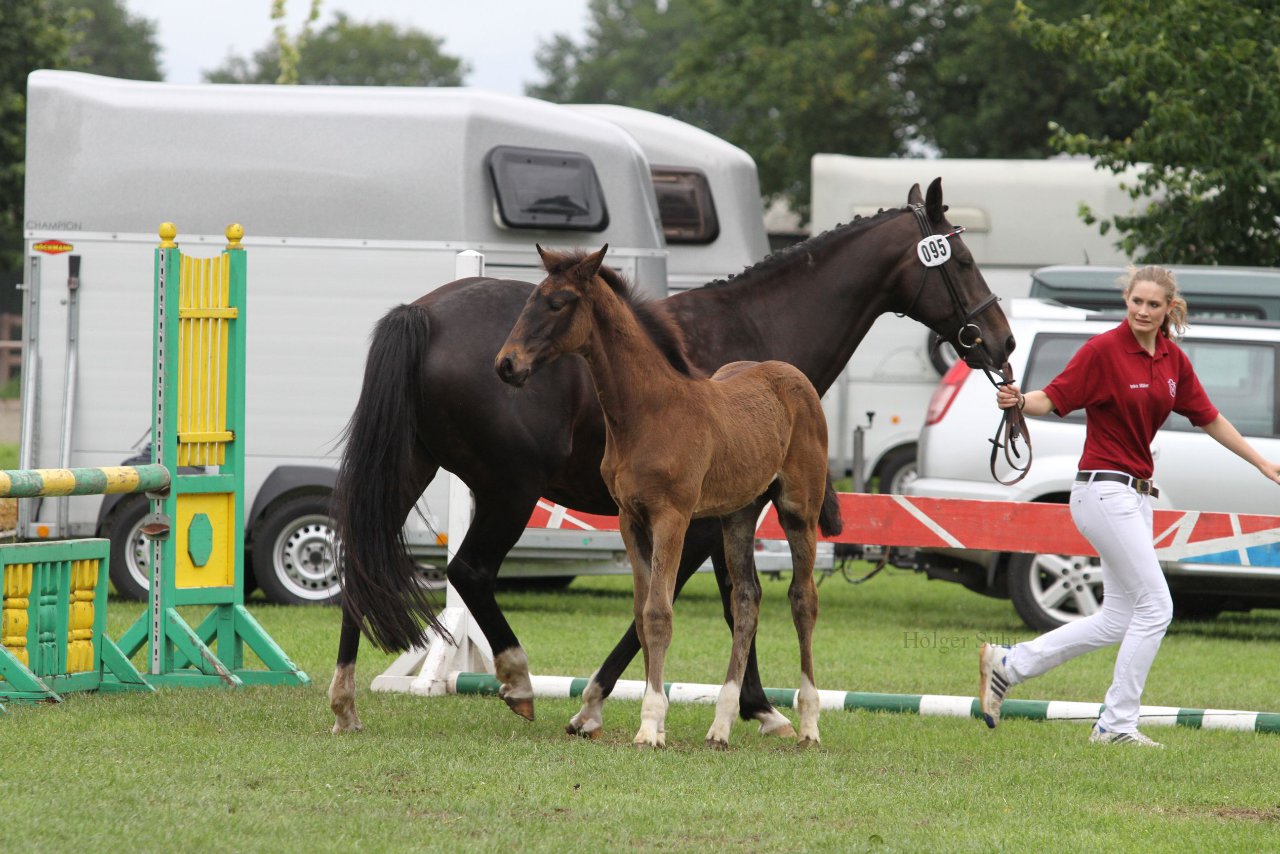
[1024,333,1088,424]
[1170,340,1277,437]
[1025,331,1278,437]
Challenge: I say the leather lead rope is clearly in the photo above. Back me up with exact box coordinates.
[986,362,1033,485]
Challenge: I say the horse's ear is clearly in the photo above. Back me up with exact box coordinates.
[576,244,609,280]
[536,243,552,270]
[925,178,945,224]
[907,183,924,206]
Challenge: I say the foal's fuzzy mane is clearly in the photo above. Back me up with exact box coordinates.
[542,249,698,378]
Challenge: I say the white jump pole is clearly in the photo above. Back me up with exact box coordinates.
[370,251,495,695]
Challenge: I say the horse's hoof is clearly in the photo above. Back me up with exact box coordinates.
[566,723,601,739]
[705,737,730,751]
[633,731,665,749]
[331,719,364,734]
[796,736,820,749]
[503,696,535,721]
[756,708,796,738]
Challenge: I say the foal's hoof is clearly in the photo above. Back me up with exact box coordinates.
[796,735,820,749]
[705,737,730,751]
[766,723,796,739]
[330,718,364,734]
[566,723,602,740]
[633,731,666,749]
[503,695,535,721]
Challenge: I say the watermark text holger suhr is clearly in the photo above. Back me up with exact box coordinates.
[902,630,1023,653]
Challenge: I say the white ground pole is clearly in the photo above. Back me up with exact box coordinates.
[370,251,495,696]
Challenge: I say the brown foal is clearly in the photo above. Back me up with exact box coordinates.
[496,245,841,748]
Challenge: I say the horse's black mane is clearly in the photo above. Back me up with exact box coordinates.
[704,204,904,289]
[543,249,697,378]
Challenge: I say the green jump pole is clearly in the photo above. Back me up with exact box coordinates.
[450,672,1280,735]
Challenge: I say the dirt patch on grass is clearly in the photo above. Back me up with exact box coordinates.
[1149,804,1280,822]
[1208,806,1280,822]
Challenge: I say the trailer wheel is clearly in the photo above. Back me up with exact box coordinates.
[252,495,342,605]
[105,495,151,601]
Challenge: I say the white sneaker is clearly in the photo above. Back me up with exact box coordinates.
[978,643,1013,728]
[1089,723,1164,748]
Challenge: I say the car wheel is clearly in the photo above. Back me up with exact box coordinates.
[105,495,151,601]
[1007,551,1104,632]
[875,446,918,495]
[252,495,342,605]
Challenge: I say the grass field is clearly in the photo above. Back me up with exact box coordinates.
[3,567,1279,852]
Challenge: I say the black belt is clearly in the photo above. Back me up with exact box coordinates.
[1075,471,1159,498]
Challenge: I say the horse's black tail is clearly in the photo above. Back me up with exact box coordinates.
[818,474,843,538]
[332,303,446,652]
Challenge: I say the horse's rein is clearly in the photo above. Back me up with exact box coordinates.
[983,363,1033,485]
[904,204,1031,485]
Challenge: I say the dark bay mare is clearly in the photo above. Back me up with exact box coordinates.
[329,178,1015,735]
[495,245,842,748]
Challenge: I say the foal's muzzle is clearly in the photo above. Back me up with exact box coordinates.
[495,353,530,387]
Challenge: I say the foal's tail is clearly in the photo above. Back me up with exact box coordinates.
[818,475,843,538]
[332,303,445,652]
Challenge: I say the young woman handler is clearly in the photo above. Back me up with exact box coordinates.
[978,265,1280,747]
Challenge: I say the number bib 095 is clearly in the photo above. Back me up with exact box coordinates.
[916,234,951,267]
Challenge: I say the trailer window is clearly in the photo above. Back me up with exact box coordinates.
[651,168,719,244]
[486,146,609,232]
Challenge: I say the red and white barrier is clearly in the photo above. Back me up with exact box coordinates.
[375,477,1280,697]
[532,493,1280,568]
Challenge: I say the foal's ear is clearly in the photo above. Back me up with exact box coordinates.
[907,182,924,206]
[576,243,609,280]
[925,178,945,224]
[536,243,552,270]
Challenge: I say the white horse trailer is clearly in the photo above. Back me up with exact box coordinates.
[567,104,770,292]
[809,154,1146,491]
[20,72,768,602]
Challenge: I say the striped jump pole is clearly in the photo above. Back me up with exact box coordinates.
[449,672,1280,736]
[0,465,169,498]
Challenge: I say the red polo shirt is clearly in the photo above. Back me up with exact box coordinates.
[1042,321,1218,479]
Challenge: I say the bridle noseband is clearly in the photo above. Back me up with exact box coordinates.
[903,203,1032,485]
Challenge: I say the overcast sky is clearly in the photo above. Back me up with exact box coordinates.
[124,0,592,94]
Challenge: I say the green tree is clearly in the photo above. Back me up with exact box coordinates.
[204,12,469,86]
[51,0,163,81]
[901,0,1139,158]
[666,0,906,209]
[1024,1,1280,265]
[528,0,697,107]
[533,1,908,213]
[532,2,1139,216]
[0,0,77,274]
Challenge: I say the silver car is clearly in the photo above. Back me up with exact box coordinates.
[908,298,1280,630]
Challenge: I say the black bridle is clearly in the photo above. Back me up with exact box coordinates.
[904,204,1032,485]
[904,203,1000,356]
